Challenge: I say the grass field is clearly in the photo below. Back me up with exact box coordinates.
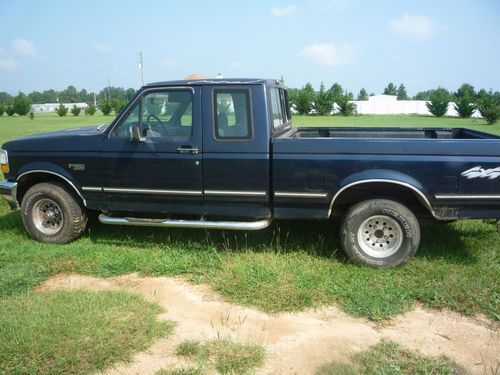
[0,112,499,373]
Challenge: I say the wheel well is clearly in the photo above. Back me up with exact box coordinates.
[330,182,434,219]
[16,172,85,206]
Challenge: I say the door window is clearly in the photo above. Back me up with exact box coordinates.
[112,90,193,141]
[214,89,252,140]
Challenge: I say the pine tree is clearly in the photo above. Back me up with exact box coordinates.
[296,83,315,115]
[357,88,368,101]
[396,84,408,100]
[383,83,397,96]
[13,93,32,116]
[56,103,68,117]
[70,105,81,116]
[330,83,344,103]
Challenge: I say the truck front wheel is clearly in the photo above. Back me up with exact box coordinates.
[340,199,420,267]
[21,182,87,244]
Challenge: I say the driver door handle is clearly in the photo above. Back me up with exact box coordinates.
[177,146,199,154]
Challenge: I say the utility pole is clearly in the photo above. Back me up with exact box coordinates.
[138,52,144,85]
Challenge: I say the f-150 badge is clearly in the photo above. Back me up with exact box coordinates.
[461,166,500,180]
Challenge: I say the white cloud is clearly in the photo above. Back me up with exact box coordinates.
[12,38,38,56]
[0,57,20,71]
[270,5,297,17]
[93,43,113,52]
[160,58,178,67]
[389,14,435,40]
[300,43,354,66]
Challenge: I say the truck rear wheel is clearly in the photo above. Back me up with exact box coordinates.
[21,182,87,244]
[340,199,420,267]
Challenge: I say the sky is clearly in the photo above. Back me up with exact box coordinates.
[0,0,499,96]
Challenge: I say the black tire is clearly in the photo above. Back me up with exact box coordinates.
[340,199,420,268]
[21,182,87,244]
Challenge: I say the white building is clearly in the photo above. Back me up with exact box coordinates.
[31,103,89,112]
[349,95,481,118]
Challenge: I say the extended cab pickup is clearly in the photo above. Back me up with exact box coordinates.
[1,78,500,267]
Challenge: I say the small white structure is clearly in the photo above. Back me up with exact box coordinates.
[31,103,89,112]
[350,95,481,118]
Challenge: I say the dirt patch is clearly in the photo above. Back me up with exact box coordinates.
[38,273,499,374]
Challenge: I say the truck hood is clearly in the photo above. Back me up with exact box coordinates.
[1,124,110,152]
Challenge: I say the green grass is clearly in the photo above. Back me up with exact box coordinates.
[0,112,499,323]
[315,340,461,375]
[171,339,265,375]
[0,290,173,374]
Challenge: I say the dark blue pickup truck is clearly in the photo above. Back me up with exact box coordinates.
[1,78,500,267]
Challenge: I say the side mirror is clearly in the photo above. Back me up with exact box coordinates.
[131,124,146,143]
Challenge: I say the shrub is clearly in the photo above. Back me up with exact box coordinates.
[29,111,35,120]
[315,82,333,115]
[5,105,15,116]
[337,94,356,116]
[56,103,68,117]
[112,99,127,115]
[13,93,31,116]
[426,88,450,117]
[85,104,96,116]
[477,95,499,124]
[100,100,113,115]
[295,83,315,115]
[70,105,81,116]
[454,97,475,118]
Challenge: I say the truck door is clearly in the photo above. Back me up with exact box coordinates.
[202,85,271,219]
[99,86,204,215]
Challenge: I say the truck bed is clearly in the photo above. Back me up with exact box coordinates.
[274,127,500,156]
[290,127,499,139]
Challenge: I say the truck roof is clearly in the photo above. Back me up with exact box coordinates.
[144,78,284,88]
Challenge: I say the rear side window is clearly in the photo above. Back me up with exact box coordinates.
[270,87,290,129]
[214,89,252,140]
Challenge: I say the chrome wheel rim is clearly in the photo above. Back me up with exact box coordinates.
[32,199,64,235]
[357,215,403,258]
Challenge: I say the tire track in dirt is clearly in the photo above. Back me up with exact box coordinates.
[37,273,499,375]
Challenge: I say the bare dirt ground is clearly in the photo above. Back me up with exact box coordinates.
[38,273,500,375]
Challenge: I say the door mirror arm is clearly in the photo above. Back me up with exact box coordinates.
[131,124,146,143]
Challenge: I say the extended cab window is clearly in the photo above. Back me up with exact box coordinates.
[112,90,193,141]
[214,89,252,140]
[270,88,289,129]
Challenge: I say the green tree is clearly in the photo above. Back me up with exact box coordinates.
[100,99,113,115]
[56,103,68,117]
[330,83,343,103]
[426,88,450,117]
[70,105,81,116]
[0,92,13,104]
[383,83,397,95]
[112,98,127,115]
[454,97,475,118]
[477,95,499,124]
[315,82,333,115]
[357,88,368,101]
[455,83,476,100]
[13,93,32,116]
[5,105,15,116]
[29,110,35,120]
[85,104,96,116]
[336,94,356,116]
[295,83,315,115]
[396,84,408,100]
[414,90,434,100]
[0,103,4,116]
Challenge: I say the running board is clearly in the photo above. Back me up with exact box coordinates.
[98,214,272,231]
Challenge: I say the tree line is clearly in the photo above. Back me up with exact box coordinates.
[287,82,499,124]
[0,85,137,118]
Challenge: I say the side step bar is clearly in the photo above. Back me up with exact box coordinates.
[98,214,272,231]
